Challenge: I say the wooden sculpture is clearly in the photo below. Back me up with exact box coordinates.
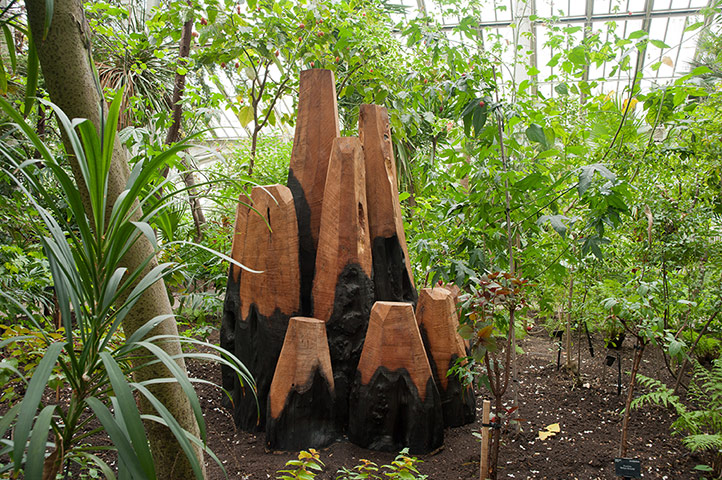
[416,287,476,427]
[221,185,301,430]
[287,69,341,315]
[221,69,477,452]
[311,137,374,428]
[348,302,444,453]
[266,317,337,450]
[359,104,417,305]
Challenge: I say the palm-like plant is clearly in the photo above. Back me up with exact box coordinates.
[0,90,253,479]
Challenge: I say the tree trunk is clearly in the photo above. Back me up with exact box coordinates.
[619,338,645,457]
[165,10,206,241]
[25,2,206,478]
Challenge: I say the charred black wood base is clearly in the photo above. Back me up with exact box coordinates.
[225,304,291,431]
[439,356,476,427]
[347,367,444,454]
[371,235,417,306]
[324,263,374,429]
[418,325,476,427]
[220,272,241,411]
[288,169,315,316]
[266,370,338,450]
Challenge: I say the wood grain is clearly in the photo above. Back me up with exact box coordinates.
[239,185,301,320]
[415,287,467,390]
[359,104,417,303]
[312,137,372,322]
[357,301,433,400]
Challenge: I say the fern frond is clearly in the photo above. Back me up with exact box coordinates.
[631,374,686,415]
[682,434,722,453]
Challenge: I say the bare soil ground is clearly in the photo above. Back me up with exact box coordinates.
[194,326,706,480]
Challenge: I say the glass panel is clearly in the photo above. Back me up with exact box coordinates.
[626,0,646,12]
[593,0,612,14]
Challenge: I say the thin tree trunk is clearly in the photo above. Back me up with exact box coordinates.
[493,66,520,434]
[619,339,645,457]
[165,10,206,241]
[673,309,720,394]
[566,269,574,371]
[25,2,206,478]
[249,126,259,175]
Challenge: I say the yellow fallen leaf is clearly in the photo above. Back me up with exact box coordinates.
[662,56,674,67]
[538,430,554,440]
[546,423,560,433]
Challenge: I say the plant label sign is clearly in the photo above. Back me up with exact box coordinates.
[614,458,641,478]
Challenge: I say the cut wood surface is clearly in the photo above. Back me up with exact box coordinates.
[222,184,301,430]
[356,302,433,399]
[239,185,300,320]
[359,104,417,304]
[416,288,467,391]
[266,317,337,450]
[416,287,476,427]
[312,137,372,322]
[287,69,340,315]
[311,137,374,428]
[269,317,335,418]
[349,301,444,453]
[229,193,251,283]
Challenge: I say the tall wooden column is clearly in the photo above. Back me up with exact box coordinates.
[416,287,476,427]
[222,185,301,431]
[359,104,417,305]
[267,317,337,450]
[348,302,443,454]
[287,69,340,315]
[311,137,374,428]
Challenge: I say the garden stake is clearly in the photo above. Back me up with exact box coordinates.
[480,400,491,480]
[584,321,594,357]
[554,330,564,371]
[617,351,622,396]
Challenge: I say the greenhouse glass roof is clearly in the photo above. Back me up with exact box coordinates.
[390,0,714,96]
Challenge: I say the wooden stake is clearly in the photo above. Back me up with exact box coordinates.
[480,399,491,480]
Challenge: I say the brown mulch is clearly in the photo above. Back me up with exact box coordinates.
[193,326,706,480]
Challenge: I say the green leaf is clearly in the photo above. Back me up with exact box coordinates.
[2,25,16,73]
[23,34,39,117]
[650,39,670,49]
[238,105,254,127]
[628,30,648,40]
[13,341,64,473]
[0,60,7,95]
[100,353,155,479]
[691,66,713,76]
[525,123,547,148]
[85,398,148,480]
[554,83,569,95]
[684,21,704,32]
[130,384,206,480]
[568,46,586,66]
[537,215,568,239]
[43,0,54,40]
[25,405,55,480]
[472,107,487,137]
